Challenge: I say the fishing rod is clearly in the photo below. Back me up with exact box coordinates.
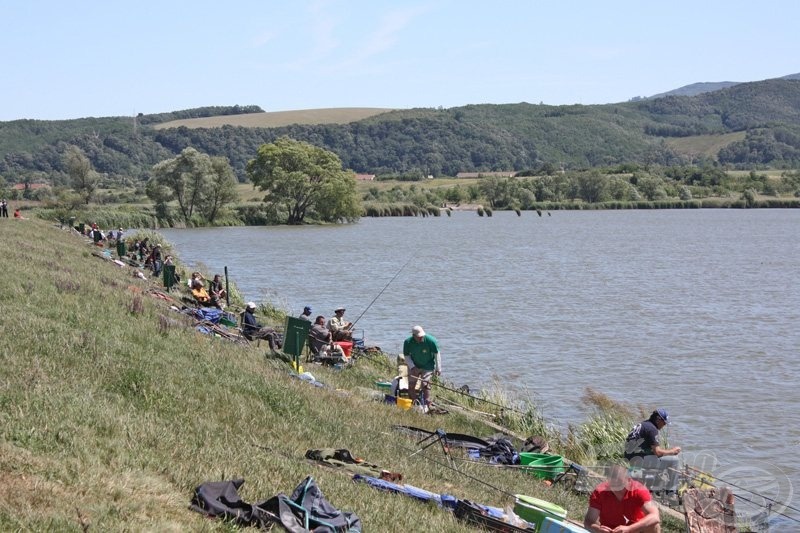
[731,492,800,525]
[349,254,416,329]
[427,378,530,417]
[683,465,800,515]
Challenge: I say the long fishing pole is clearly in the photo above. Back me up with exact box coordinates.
[684,465,800,515]
[427,378,529,417]
[349,254,416,329]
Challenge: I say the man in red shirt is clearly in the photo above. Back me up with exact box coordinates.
[583,465,661,533]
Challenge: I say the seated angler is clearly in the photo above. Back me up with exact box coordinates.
[624,409,682,496]
[308,315,332,355]
[241,302,281,351]
[327,306,353,341]
[187,271,205,288]
[191,279,213,307]
[150,244,164,277]
[584,464,661,533]
[308,315,347,363]
[298,305,313,321]
[209,274,226,308]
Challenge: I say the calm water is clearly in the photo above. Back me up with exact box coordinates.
[161,209,800,525]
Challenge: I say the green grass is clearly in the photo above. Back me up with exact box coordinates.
[153,108,396,130]
[664,131,746,159]
[0,219,687,531]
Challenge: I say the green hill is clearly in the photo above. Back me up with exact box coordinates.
[2,80,800,187]
[648,72,800,99]
[649,81,741,99]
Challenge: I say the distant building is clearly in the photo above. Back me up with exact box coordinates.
[456,171,518,178]
[355,173,376,181]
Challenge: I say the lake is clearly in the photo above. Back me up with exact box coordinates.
[161,209,800,527]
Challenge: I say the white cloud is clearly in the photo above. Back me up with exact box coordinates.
[323,4,432,74]
[307,0,340,59]
[250,30,276,48]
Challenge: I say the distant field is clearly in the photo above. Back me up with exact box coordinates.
[664,131,746,158]
[727,169,786,179]
[153,107,396,130]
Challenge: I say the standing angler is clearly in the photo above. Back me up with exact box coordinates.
[403,325,442,413]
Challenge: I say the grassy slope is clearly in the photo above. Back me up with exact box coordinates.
[0,219,685,531]
[153,108,396,130]
[664,131,746,158]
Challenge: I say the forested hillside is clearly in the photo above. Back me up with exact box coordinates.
[2,80,800,189]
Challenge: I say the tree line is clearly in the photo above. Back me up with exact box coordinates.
[4,80,800,193]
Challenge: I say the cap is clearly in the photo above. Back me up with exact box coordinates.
[335,306,345,312]
[246,302,256,309]
[304,306,312,313]
[656,408,670,424]
[412,325,425,338]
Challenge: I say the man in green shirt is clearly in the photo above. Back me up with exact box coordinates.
[403,326,441,412]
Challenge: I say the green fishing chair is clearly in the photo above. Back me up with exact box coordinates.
[162,264,177,290]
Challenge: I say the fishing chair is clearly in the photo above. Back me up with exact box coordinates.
[238,312,264,348]
[162,264,177,291]
[628,455,681,495]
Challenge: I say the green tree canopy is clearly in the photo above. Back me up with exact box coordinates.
[63,145,99,204]
[148,147,238,224]
[246,137,361,224]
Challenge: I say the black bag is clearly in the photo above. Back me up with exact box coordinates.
[190,476,361,532]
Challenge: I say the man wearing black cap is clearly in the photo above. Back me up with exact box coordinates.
[625,409,682,494]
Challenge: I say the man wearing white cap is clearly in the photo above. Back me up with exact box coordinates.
[403,326,441,412]
[327,306,353,341]
[242,302,281,351]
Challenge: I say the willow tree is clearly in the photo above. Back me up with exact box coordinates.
[246,137,361,224]
[149,147,238,224]
[63,145,99,204]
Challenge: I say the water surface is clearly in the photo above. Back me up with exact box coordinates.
[161,209,800,524]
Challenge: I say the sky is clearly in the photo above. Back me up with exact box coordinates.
[2,0,799,121]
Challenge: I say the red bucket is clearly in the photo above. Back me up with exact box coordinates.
[334,341,353,357]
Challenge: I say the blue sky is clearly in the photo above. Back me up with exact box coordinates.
[2,0,798,121]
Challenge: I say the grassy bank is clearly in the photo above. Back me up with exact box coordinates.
[0,219,685,531]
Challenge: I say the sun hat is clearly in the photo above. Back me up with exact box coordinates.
[246,302,256,309]
[411,325,425,338]
[335,306,346,312]
[655,408,670,424]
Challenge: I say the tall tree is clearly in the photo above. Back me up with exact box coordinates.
[247,137,361,224]
[149,148,238,224]
[201,156,239,223]
[63,145,98,204]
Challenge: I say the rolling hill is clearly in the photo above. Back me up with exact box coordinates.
[648,72,800,99]
[152,107,395,130]
[2,79,800,187]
